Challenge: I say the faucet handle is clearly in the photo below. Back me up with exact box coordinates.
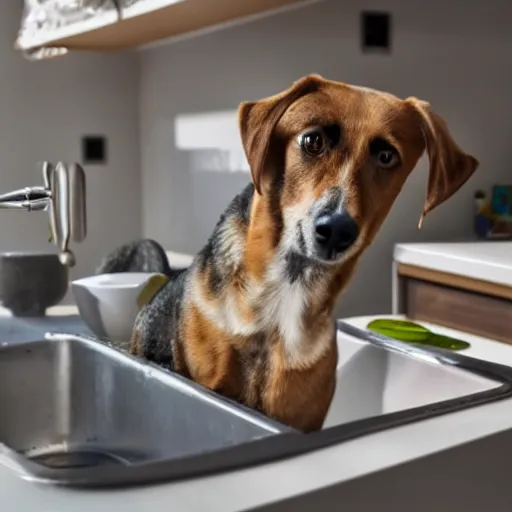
[48,162,87,267]
[41,161,53,190]
[52,162,87,244]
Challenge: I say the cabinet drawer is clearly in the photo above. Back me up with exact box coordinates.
[405,278,512,345]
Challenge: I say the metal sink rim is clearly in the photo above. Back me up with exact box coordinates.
[4,322,512,489]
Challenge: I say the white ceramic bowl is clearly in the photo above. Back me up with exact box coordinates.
[71,272,164,347]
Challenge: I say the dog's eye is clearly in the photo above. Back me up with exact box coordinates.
[369,138,400,169]
[300,130,325,156]
[377,150,398,168]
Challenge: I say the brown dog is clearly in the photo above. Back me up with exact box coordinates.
[130,75,478,432]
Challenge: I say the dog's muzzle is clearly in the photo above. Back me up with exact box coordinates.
[313,211,359,261]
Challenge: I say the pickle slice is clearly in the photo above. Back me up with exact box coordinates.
[420,334,470,351]
[137,273,169,310]
[367,319,431,342]
[366,318,470,351]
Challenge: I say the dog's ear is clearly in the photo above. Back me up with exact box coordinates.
[407,98,479,228]
[238,74,324,195]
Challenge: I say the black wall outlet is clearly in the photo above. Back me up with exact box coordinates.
[82,135,107,164]
[361,11,391,52]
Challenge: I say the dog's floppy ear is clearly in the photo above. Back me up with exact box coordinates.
[238,74,324,195]
[407,98,479,228]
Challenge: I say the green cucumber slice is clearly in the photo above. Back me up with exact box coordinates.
[366,318,470,351]
[367,319,431,342]
[420,334,471,351]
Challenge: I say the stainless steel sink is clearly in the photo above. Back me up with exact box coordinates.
[1,323,512,489]
[0,334,290,484]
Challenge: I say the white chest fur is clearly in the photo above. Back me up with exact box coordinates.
[260,261,307,354]
[259,259,332,369]
[190,255,333,369]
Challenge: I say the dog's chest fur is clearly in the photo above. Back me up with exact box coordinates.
[189,184,333,369]
[192,258,311,351]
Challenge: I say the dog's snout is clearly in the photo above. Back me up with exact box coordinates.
[314,212,359,259]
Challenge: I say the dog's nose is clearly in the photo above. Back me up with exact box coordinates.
[314,212,359,257]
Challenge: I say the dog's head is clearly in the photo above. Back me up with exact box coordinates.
[238,75,478,264]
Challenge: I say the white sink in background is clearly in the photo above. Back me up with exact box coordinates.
[324,328,501,428]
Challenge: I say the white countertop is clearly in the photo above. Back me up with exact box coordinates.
[165,250,194,269]
[3,309,512,511]
[0,305,80,317]
[394,241,512,286]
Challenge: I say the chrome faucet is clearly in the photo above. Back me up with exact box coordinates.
[0,162,87,267]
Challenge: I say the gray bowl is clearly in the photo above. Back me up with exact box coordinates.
[0,252,68,317]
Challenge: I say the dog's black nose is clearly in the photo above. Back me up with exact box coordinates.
[314,212,359,258]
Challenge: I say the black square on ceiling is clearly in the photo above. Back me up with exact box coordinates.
[361,11,391,51]
[82,135,107,164]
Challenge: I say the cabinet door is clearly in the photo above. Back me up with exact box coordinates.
[405,277,512,345]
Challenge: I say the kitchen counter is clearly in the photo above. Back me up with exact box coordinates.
[394,241,512,287]
[40,305,80,316]
[3,308,512,511]
[393,241,512,345]
[0,305,78,317]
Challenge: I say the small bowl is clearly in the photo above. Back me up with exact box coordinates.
[0,251,68,317]
[71,272,166,347]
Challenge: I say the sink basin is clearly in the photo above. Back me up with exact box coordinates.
[0,323,511,488]
[0,334,290,482]
[324,326,501,428]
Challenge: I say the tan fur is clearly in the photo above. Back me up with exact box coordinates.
[244,193,280,280]
[180,302,244,400]
[262,333,338,432]
[131,75,478,433]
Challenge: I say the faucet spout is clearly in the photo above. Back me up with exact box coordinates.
[0,186,51,211]
[0,162,87,267]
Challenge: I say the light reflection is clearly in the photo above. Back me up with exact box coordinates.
[174,110,250,173]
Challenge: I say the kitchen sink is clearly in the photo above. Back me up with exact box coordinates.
[324,323,502,428]
[0,334,290,484]
[1,322,512,488]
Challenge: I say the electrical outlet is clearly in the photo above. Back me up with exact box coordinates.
[82,135,107,164]
[361,11,391,53]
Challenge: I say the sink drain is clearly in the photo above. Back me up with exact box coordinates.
[29,450,127,469]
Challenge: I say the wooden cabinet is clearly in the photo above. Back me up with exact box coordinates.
[393,263,512,345]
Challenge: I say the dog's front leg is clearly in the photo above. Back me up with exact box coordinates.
[262,340,338,433]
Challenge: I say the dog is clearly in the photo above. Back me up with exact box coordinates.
[102,75,478,432]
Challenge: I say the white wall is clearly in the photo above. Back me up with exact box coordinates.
[139,0,512,317]
[2,1,509,316]
[0,3,141,283]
